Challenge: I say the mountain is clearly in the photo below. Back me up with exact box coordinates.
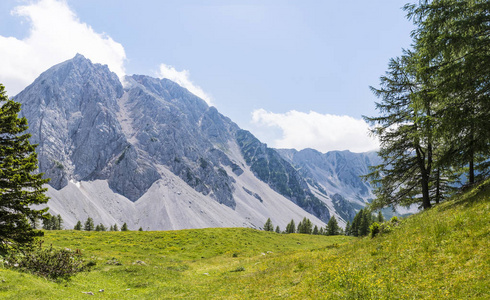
[15,54,337,230]
[276,148,382,224]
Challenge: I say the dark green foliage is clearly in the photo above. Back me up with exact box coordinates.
[5,241,87,279]
[0,84,50,252]
[376,211,385,223]
[42,214,63,230]
[369,222,380,238]
[297,217,313,234]
[366,0,490,212]
[285,219,296,234]
[113,224,119,231]
[236,130,330,222]
[326,216,341,236]
[312,225,319,235]
[121,222,129,231]
[74,221,82,231]
[319,227,325,236]
[365,52,435,210]
[349,209,374,237]
[370,216,400,238]
[263,218,274,232]
[139,227,143,231]
[95,224,106,231]
[84,217,94,231]
[275,226,280,234]
[406,0,490,184]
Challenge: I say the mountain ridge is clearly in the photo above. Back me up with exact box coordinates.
[14,54,377,230]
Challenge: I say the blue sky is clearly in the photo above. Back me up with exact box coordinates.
[0,0,415,153]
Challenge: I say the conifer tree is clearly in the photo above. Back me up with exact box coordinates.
[298,217,312,234]
[138,227,143,231]
[312,225,319,235]
[365,52,436,210]
[263,218,274,232]
[95,223,106,231]
[56,214,63,230]
[84,217,94,231]
[74,221,82,230]
[0,85,50,252]
[377,211,385,223]
[406,0,490,183]
[275,226,280,233]
[326,216,340,236]
[121,222,129,231]
[113,223,119,231]
[285,219,296,234]
[319,227,325,236]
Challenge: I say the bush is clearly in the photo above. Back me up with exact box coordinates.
[370,217,400,238]
[369,222,380,238]
[4,241,89,280]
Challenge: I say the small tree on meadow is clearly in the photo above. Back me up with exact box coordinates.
[326,216,340,236]
[298,217,312,234]
[121,223,129,231]
[275,226,280,233]
[263,218,274,232]
[74,221,82,230]
[313,225,319,235]
[84,217,94,231]
[285,219,296,233]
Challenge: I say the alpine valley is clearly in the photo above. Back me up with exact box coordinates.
[15,55,380,230]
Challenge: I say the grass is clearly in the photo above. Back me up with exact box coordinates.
[0,179,489,299]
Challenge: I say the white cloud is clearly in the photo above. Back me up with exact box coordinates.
[157,63,212,106]
[0,0,126,96]
[251,109,379,153]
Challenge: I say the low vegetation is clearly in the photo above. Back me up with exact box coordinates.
[0,179,488,299]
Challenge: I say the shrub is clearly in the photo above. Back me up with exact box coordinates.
[369,222,380,238]
[4,241,89,280]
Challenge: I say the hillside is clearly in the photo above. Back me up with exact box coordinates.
[0,179,488,299]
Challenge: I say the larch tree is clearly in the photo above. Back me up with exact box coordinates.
[406,0,490,183]
[0,84,49,253]
[364,52,436,210]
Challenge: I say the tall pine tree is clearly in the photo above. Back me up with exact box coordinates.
[0,84,49,252]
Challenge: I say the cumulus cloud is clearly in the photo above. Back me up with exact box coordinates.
[251,109,379,153]
[0,0,126,96]
[157,63,212,106]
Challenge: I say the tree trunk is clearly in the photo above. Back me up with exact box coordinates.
[421,172,432,209]
[435,167,440,205]
[469,156,475,184]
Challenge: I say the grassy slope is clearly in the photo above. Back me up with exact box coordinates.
[0,179,489,299]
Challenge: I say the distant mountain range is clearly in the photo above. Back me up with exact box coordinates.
[14,54,381,230]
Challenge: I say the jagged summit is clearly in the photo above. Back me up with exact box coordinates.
[13,54,375,230]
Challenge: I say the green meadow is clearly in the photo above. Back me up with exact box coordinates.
[1,179,489,299]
